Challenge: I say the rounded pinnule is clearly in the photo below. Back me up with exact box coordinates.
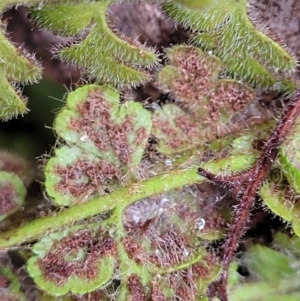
[27,223,117,296]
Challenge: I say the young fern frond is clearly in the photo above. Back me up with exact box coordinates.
[0,8,42,119]
[0,0,78,120]
[163,0,297,90]
[30,0,159,88]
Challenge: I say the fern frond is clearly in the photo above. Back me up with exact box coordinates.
[0,8,42,119]
[153,45,269,154]
[30,0,159,88]
[163,0,297,91]
[45,84,152,206]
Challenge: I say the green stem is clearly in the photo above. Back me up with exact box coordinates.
[0,153,255,249]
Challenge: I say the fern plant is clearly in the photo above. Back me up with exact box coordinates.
[0,0,300,300]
